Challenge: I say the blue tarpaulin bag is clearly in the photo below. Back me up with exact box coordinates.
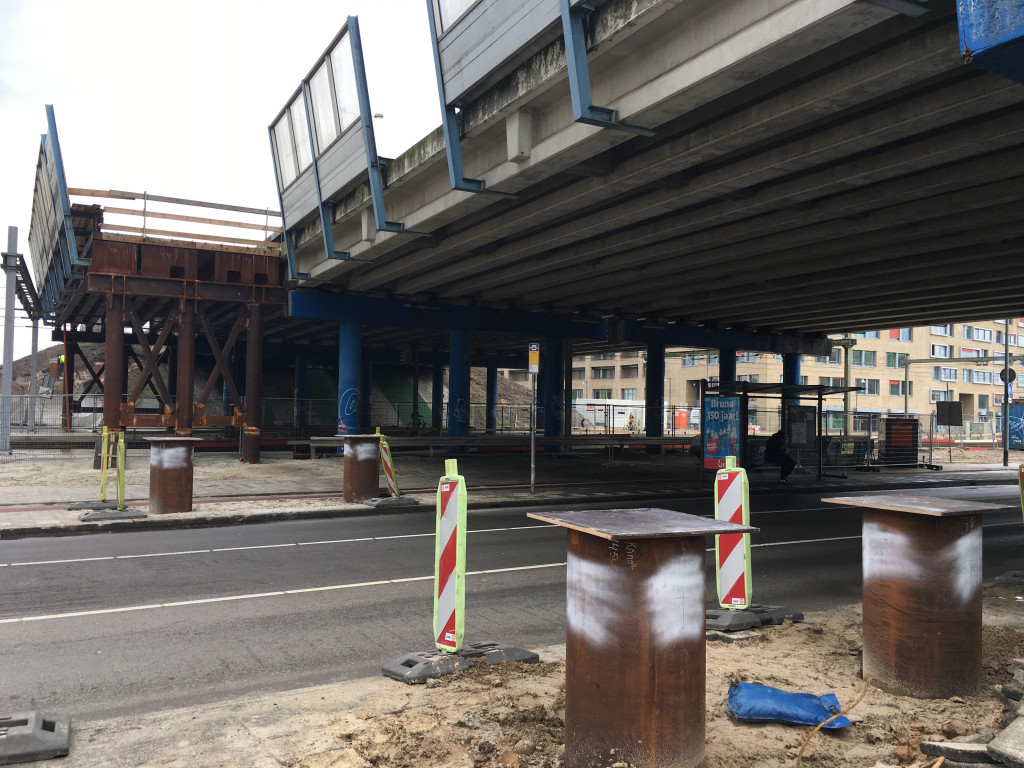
[727,682,852,729]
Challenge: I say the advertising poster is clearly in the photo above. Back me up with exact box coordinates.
[703,396,741,469]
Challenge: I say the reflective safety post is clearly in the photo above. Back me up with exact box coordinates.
[377,427,400,498]
[714,456,752,609]
[1019,464,1024,523]
[434,458,467,653]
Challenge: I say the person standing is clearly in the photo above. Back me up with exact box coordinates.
[764,429,796,483]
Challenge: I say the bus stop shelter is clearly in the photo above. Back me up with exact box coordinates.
[699,381,863,480]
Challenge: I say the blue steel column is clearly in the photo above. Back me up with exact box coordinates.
[432,361,444,430]
[448,329,471,445]
[294,357,308,430]
[645,342,666,454]
[337,322,362,436]
[360,353,373,432]
[782,353,802,432]
[719,349,737,384]
[544,338,565,452]
[485,361,498,435]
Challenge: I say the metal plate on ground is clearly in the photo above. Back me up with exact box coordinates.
[67,501,118,511]
[363,497,421,508]
[382,642,539,685]
[0,712,71,765]
[78,509,147,521]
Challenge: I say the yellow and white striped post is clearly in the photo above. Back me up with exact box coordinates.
[376,427,400,498]
[433,458,468,653]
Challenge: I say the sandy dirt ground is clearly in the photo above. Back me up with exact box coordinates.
[301,586,1022,768]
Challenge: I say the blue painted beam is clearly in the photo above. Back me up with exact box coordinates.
[958,0,1024,83]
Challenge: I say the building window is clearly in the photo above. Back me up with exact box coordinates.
[708,376,720,387]
[620,365,639,379]
[889,380,912,397]
[931,324,953,336]
[815,350,841,365]
[886,352,909,369]
[708,354,720,366]
[933,367,957,381]
[965,369,992,384]
[964,326,993,342]
[737,374,760,383]
[572,367,585,380]
[819,376,845,387]
[620,350,638,359]
[889,328,913,342]
[855,330,881,339]
[852,350,876,367]
[592,388,612,399]
[961,347,987,363]
[996,331,1018,346]
[592,366,616,379]
[681,354,701,367]
[572,389,583,401]
[978,395,989,410]
[737,352,757,363]
[995,393,1006,407]
[621,388,637,400]
[930,389,953,403]
[856,378,880,395]
[593,353,616,360]
[930,344,952,358]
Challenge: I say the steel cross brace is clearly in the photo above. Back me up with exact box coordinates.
[560,0,655,137]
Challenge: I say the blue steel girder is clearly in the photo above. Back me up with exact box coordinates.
[957,0,1024,84]
[267,129,310,281]
[300,82,349,261]
[424,0,516,199]
[286,289,827,356]
[559,0,655,137]
[44,105,87,269]
[348,16,429,237]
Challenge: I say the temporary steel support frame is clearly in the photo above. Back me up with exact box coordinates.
[559,0,655,137]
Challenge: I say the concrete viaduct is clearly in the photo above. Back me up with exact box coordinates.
[20,0,1024,458]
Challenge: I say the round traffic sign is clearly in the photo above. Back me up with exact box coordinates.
[1000,367,1016,384]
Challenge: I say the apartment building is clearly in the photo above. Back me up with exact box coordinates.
[567,318,1023,426]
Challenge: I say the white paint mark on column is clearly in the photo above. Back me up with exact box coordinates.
[566,555,628,648]
[863,519,982,605]
[351,442,378,462]
[646,553,705,646]
[152,445,189,470]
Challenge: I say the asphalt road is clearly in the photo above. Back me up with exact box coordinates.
[1,485,1021,722]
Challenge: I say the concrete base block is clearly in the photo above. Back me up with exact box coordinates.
[706,604,803,632]
[921,740,997,763]
[67,501,118,511]
[994,571,1024,586]
[0,711,71,765]
[78,509,147,522]
[382,641,539,685]
[988,718,1024,768]
[363,497,421,509]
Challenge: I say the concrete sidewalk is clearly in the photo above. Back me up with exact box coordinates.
[0,449,1018,539]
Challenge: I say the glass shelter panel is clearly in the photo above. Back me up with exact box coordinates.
[329,32,360,133]
[289,99,313,172]
[273,113,298,188]
[437,0,478,32]
[309,61,339,152]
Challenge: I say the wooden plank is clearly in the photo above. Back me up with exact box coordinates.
[822,493,1005,517]
[526,507,757,540]
[97,232,279,257]
[99,223,274,248]
[68,187,281,217]
[101,206,283,233]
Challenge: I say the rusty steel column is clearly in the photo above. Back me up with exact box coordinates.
[861,508,983,698]
[103,294,125,430]
[144,436,202,514]
[527,508,755,768]
[343,434,381,502]
[242,304,263,464]
[176,303,195,435]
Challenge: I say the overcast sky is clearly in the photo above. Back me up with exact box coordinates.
[0,0,439,357]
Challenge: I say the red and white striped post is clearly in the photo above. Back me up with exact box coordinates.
[434,459,467,652]
[715,456,752,609]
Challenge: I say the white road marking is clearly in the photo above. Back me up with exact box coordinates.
[0,562,567,625]
[0,525,557,567]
